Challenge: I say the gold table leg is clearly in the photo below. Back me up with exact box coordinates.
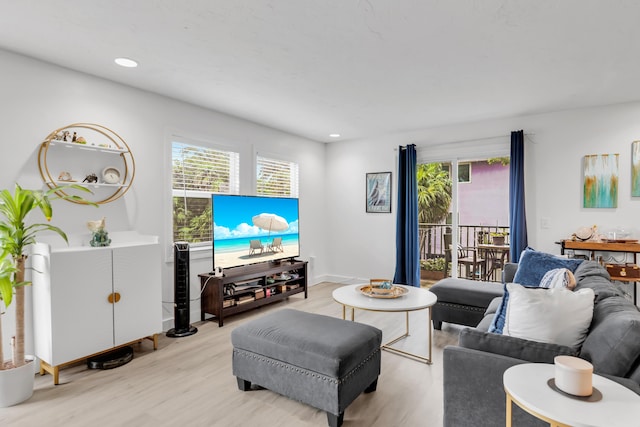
[340,303,433,364]
[340,305,354,321]
[505,387,570,427]
[381,309,432,364]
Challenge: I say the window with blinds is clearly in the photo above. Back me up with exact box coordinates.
[172,141,239,245]
[256,156,299,197]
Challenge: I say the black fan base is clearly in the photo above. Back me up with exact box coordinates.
[166,325,198,338]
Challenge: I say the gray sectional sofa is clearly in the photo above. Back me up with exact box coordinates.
[443,261,640,427]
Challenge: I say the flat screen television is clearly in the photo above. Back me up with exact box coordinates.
[212,194,300,270]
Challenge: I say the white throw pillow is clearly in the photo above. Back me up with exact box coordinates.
[503,283,594,348]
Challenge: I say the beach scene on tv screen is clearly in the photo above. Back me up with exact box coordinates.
[213,195,299,269]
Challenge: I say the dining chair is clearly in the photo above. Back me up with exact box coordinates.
[457,244,485,280]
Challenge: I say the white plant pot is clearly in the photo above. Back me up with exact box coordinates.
[0,356,35,407]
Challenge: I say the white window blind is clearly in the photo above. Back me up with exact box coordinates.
[172,141,239,245]
[256,155,299,197]
[416,136,509,164]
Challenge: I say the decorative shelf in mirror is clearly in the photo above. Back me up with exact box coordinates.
[38,123,135,204]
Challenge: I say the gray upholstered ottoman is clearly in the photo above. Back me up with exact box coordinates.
[231,308,382,427]
[430,278,504,329]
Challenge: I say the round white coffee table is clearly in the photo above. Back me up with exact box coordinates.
[332,284,437,364]
[503,363,640,427]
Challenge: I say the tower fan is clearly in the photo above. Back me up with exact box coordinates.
[167,242,198,337]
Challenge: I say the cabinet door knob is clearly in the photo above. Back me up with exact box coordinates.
[108,292,121,304]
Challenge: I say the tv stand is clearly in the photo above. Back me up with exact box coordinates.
[199,260,308,327]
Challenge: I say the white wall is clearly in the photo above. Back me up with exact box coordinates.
[326,103,640,279]
[0,49,327,352]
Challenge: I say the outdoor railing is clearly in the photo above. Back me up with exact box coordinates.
[419,223,510,260]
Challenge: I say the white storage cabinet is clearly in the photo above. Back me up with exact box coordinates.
[32,235,161,384]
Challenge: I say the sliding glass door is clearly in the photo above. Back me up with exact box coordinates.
[418,153,510,283]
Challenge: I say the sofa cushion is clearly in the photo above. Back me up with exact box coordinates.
[502,262,518,283]
[503,283,594,349]
[627,359,640,386]
[573,261,624,302]
[476,314,494,332]
[485,296,503,316]
[429,278,504,307]
[477,298,503,331]
[580,296,640,378]
[513,248,583,287]
[459,327,578,363]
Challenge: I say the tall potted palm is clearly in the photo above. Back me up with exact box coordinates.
[0,183,93,406]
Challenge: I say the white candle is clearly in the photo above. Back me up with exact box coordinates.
[555,355,593,396]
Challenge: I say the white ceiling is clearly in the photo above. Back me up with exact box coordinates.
[1,1,640,143]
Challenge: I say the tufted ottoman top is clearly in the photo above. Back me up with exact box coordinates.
[231,308,382,378]
[430,277,504,308]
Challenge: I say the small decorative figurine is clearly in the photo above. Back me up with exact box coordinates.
[87,216,111,247]
[72,131,77,142]
[62,130,70,141]
[83,173,98,183]
[380,281,392,289]
[58,171,73,182]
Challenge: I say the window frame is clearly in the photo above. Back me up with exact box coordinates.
[441,162,471,183]
[168,136,240,258]
[458,162,471,183]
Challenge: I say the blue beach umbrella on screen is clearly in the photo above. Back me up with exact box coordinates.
[252,213,289,237]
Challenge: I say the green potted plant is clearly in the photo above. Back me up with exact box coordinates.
[0,183,93,406]
[420,257,446,280]
[490,231,508,246]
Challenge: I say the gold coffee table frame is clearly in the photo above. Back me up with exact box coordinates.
[332,284,437,364]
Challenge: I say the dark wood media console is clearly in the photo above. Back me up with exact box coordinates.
[199,260,308,327]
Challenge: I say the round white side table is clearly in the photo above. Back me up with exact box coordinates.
[503,363,640,427]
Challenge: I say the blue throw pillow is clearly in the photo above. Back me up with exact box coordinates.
[512,249,583,287]
[488,283,510,333]
[488,250,584,334]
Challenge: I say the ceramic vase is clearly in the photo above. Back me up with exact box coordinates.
[0,356,35,407]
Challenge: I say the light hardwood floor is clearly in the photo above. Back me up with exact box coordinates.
[0,282,462,427]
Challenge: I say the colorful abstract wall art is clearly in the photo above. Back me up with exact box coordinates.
[583,154,618,208]
[633,141,640,197]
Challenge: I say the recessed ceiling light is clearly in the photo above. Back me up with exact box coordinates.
[114,57,138,68]
[329,133,341,138]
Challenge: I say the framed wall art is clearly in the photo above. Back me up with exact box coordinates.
[366,172,392,213]
[633,141,640,197]
[583,153,618,208]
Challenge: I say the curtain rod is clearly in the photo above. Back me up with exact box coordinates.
[441,133,535,144]
[394,132,535,150]
[430,132,535,146]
